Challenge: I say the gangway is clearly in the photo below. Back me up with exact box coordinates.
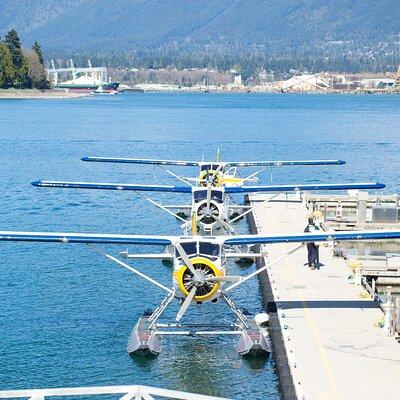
[0,385,230,400]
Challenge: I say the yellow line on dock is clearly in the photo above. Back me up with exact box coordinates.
[265,206,342,400]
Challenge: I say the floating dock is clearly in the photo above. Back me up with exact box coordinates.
[248,193,400,400]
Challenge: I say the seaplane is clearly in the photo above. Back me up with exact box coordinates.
[2,154,392,356]
[2,228,400,356]
[81,150,346,188]
[31,179,385,236]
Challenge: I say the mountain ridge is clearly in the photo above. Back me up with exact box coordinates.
[1,1,399,50]
[1,1,399,73]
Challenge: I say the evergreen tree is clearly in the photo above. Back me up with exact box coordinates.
[32,41,44,65]
[4,29,31,88]
[0,43,15,88]
[4,29,24,68]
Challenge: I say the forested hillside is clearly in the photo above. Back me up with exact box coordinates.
[1,0,399,74]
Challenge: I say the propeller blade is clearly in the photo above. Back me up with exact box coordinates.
[180,220,191,229]
[176,286,197,321]
[175,243,197,276]
[206,183,212,212]
[205,276,241,283]
[213,215,233,232]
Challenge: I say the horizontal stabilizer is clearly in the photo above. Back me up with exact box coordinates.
[31,180,192,193]
[224,230,400,246]
[225,160,346,167]
[81,156,199,166]
[225,182,385,194]
[0,231,172,245]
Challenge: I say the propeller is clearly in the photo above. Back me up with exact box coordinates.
[199,165,224,187]
[195,183,218,224]
[174,242,229,321]
[176,286,197,321]
[203,184,233,231]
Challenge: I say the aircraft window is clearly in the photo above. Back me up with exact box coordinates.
[194,190,223,203]
[199,242,220,257]
[200,164,220,171]
[212,191,223,202]
[194,190,207,202]
[176,242,197,257]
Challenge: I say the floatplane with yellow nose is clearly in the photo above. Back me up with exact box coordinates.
[81,150,346,188]
[2,228,400,356]
[31,180,385,237]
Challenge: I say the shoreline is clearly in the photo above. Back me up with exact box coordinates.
[2,88,399,99]
[0,89,88,99]
[124,87,400,95]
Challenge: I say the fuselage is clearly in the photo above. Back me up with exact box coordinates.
[172,239,226,303]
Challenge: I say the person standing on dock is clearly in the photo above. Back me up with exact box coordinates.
[304,217,320,270]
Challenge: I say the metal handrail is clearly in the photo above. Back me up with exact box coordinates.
[0,385,231,400]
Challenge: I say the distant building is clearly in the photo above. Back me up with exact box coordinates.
[234,75,242,86]
[226,74,244,90]
[274,74,330,92]
[359,78,395,89]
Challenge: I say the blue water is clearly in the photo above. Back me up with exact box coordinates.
[1,93,400,398]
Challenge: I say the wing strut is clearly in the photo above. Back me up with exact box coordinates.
[145,197,187,223]
[229,193,280,224]
[88,244,173,294]
[225,244,303,292]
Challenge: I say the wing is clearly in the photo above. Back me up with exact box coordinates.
[224,230,400,246]
[0,231,172,245]
[31,180,192,193]
[224,160,346,167]
[225,182,385,194]
[81,156,199,166]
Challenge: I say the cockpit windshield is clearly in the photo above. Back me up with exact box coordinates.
[200,164,221,171]
[193,190,223,203]
[199,242,220,257]
[175,241,197,257]
[175,241,220,258]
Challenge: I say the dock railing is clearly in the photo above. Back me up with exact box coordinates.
[0,385,230,400]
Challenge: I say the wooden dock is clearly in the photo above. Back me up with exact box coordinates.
[249,194,400,400]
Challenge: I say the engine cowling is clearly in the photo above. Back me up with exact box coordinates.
[198,170,223,187]
[174,257,222,302]
[196,200,221,226]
